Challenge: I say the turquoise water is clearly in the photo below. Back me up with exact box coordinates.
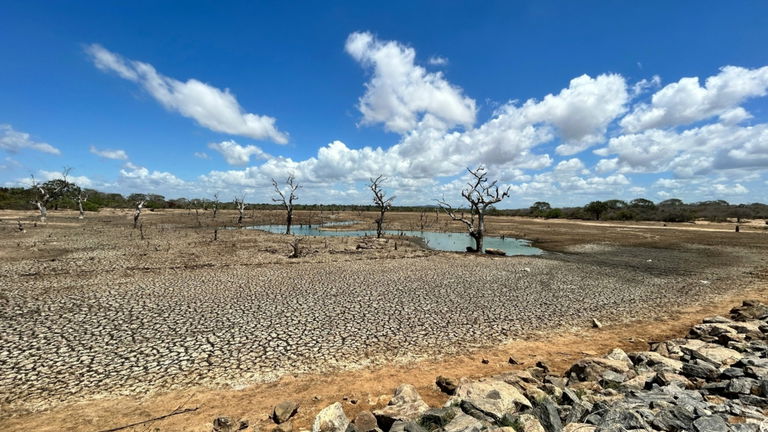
[249,223,542,256]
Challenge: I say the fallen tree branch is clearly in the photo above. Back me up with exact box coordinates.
[95,406,199,432]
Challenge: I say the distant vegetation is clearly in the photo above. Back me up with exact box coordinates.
[1,184,767,223]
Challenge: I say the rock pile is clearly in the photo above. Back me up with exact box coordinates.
[239,300,767,432]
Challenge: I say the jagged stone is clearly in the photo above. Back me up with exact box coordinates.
[566,358,633,384]
[448,379,531,420]
[389,421,428,432]
[727,377,758,395]
[442,412,484,432]
[692,414,730,432]
[353,411,378,432]
[274,400,300,424]
[680,341,743,366]
[516,413,546,432]
[418,407,456,430]
[682,359,720,380]
[374,385,429,430]
[531,397,563,432]
[628,351,683,372]
[598,408,649,430]
[313,402,349,432]
[436,376,458,395]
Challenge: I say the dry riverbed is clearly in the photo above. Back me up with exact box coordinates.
[0,209,766,431]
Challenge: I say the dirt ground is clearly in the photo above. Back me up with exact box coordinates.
[0,208,766,431]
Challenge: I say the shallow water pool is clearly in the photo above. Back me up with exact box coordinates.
[249,223,542,256]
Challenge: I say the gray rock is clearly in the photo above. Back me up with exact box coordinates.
[418,407,456,430]
[389,421,428,432]
[442,412,484,432]
[682,359,719,379]
[436,376,458,395]
[313,402,350,432]
[213,417,238,432]
[353,410,378,432]
[599,409,649,430]
[449,379,531,420]
[693,415,729,432]
[273,400,299,424]
[532,397,563,432]
[727,377,758,395]
[375,384,429,430]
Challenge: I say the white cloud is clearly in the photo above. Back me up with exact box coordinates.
[0,124,60,155]
[39,170,93,188]
[345,32,476,133]
[208,140,270,166]
[119,162,188,193]
[620,66,768,132]
[707,183,749,195]
[89,145,128,160]
[194,152,209,159]
[597,123,768,177]
[86,44,288,144]
[521,73,629,155]
[428,56,449,66]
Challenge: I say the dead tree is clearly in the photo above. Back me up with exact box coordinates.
[272,174,300,235]
[29,168,71,222]
[288,237,302,258]
[436,166,510,253]
[75,189,88,219]
[133,198,146,228]
[369,175,395,238]
[212,192,220,220]
[234,195,246,225]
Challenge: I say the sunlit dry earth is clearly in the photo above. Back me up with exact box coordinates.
[1,209,766,431]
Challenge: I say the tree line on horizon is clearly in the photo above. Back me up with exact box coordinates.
[1,180,766,223]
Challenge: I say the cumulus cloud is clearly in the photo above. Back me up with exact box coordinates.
[39,170,94,188]
[596,123,768,177]
[86,44,288,143]
[208,140,270,166]
[521,74,629,155]
[89,145,128,160]
[345,32,476,133]
[0,124,60,154]
[119,162,188,192]
[620,65,768,132]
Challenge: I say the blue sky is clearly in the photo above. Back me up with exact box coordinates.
[2,1,768,207]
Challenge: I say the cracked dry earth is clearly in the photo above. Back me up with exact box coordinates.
[0,211,766,418]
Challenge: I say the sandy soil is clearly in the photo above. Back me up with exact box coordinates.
[0,209,766,431]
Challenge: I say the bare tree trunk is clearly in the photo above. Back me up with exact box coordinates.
[286,210,293,235]
[77,199,85,219]
[133,200,145,229]
[36,202,47,222]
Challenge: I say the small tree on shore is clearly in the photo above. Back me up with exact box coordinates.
[369,175,395,238]
[436,166,510,253]
[272,174,300,235]
[133,196,146,228]
[234,194,246,225]
[211,192,220,220]
[73,187,89,219]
